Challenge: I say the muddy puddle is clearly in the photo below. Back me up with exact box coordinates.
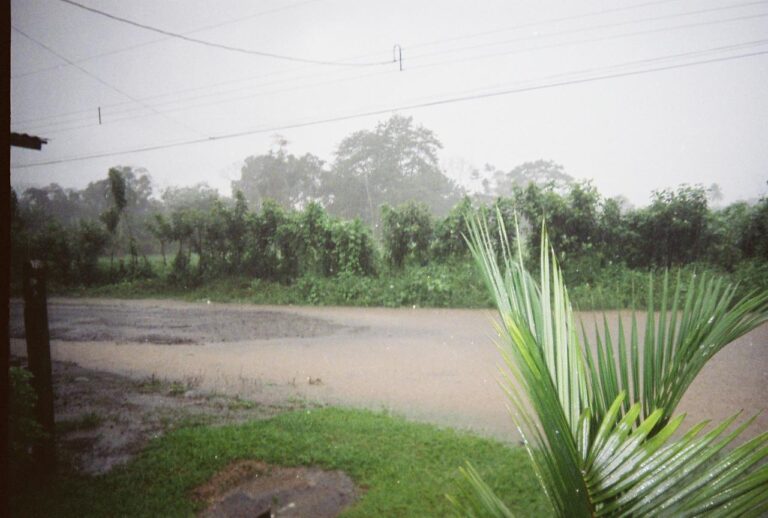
[9,299,346,344]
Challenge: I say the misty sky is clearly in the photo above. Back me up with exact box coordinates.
[10,0,768,206]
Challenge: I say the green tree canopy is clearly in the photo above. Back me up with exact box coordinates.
[483,159,574,198]
[232,141,326,211]
[326,115,463,229]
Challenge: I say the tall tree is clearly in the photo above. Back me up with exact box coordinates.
[161,183,219,214]
[326,115,463,229]
[232,140,325,210]
[100,168,128,271]
[483,159,574,198]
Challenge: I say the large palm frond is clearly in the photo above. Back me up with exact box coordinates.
[583,268,768,425]
[453,214,768,516]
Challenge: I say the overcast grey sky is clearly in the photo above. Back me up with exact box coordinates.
[10,0,768,206]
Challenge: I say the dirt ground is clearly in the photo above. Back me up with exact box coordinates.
[10,356,299,475]
[10,297,768,447]
[11,356,358,516]
[193,460,358,518]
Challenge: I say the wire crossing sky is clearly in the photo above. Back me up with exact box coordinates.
[56,0,398,67]
[10,0,768,206]
[11,45,768,169]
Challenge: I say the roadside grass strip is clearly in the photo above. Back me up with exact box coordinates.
[10,407,549,517]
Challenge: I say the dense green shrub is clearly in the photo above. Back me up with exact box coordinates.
[323,218,376,276]
[381,201,434,268]
[740,195,768,261]
[11,170,768,309]
[732,259,768,297]
[293,261,490,307]
[432,197,473,260]
[628,185,710,268]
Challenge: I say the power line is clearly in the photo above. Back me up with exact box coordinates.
[12,0,326,80]
[14,0,755,127]
[17,5,768,134]
[28,68,398,136]
[15,59,388,130]
[13,56,358,126]
[10,0,727,126]
[56,0,394,67]
[18,40,768,138]
[12,46,768,169]
[407,0,748,51]
[11,25,209,139]
[408,1,768,61]
[403,38,768,105]
[408,12,768,72]
[14,0,681,82]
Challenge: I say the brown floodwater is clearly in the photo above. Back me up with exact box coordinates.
[10,298,767,443]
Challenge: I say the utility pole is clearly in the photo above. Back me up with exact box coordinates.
[8,132,52,483]
[22,260,56,476]
[2,6,10,511]
[393,44,403,71]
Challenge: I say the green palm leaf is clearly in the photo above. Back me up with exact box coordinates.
[452,212,768,516]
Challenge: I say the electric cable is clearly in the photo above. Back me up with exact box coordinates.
[12,25,210,140]
[408,3,768,61]
[393,38,768,108]
[13,0,686,82]
[15,0,761,127]
[408,12,768,71]
[56,0,395,67]
[12,0,326,79]
[12,46,767,169]
[19,11,768,136]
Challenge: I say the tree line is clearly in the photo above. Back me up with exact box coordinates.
[11,175,767,290]
[10,115,768,292]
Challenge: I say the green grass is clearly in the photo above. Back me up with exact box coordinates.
[10,408,548,517]
[58,261,495,309]
[48,256,767,311]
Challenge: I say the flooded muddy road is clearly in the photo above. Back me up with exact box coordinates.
[10,298,767,442]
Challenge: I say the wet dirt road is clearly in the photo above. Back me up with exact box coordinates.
[10,298,768,442]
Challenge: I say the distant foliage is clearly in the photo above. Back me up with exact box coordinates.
[233,142,326,210]
[627,185,710,267]
[327,115,463,227]
[9,116,768,304]
[72,221,110,285]
[145,193,378,286]
[741,194,768,260]
[432,197,474,260]
[381,201,434,269]
[481,159,574,198]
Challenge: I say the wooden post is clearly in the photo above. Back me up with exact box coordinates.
[3,1,12,511]
[22,260,56,476]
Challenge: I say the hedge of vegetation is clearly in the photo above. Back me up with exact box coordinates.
[11,166,768,310]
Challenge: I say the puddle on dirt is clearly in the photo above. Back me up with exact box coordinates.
[193,460,358,518]
[9,301,345,344]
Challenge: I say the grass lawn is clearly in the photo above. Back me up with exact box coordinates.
[10,408,549,517]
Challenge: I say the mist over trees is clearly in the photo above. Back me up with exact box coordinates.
[231,115,463,228]
[10,115,768,303]
[232,139,325,211]
[326,115,463,228]
[478,159,575,199]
